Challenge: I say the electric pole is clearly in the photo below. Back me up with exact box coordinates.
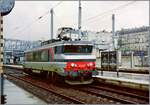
[112,14,116,50]
[148,0,150,71]
[78,0,82,39]
[50,9,54,40]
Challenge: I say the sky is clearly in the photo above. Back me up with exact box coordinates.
[3,1,149,41]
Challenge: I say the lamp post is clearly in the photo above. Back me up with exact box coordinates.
[0,0,15,104]
[0,14,4,103]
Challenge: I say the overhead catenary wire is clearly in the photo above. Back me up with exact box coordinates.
[49,1,137,33]
[12,1,63,37]
[12,1,137,38]
[51,1,63,9]
[81,1,137,26]
[69,1,137,30]
[12,11,49,36]
[53,11,63,27]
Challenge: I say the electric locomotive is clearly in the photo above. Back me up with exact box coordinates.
[23,27,97,85]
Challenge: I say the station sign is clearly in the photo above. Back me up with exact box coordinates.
[0,0,15,16]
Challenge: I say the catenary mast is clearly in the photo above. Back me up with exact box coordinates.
[78,0,82,39]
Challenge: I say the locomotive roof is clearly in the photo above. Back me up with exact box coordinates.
[25,40,93,53]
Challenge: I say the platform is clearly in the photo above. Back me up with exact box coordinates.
[4,79,46,104]
[93,75,149,91]
[4,64,23,69]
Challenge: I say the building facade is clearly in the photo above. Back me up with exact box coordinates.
[82,30,113,51]
[117,26,149,66]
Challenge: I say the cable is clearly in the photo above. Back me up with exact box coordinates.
[83,1,136,23]
[13,10,49,36]
[53,11,63,26]
[12,1,136,39]
[81,1,137,26]
[12,1,63,37]
[51,1,63,9]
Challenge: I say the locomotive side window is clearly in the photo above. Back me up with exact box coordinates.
[25,50,49,62]
[25,53,28,61]
[34,51,41,61]
[25,52,33,61]
[55,46,62,54]
[41,50,49,62]
[63,45,92,54]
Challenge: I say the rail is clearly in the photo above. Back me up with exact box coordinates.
[6,74,85,104]
[74,84,148,104]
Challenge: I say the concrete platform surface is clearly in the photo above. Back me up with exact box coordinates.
[93,75,149,85]
[93,75,149,91]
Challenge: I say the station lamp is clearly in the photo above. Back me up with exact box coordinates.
[0,0,15,104]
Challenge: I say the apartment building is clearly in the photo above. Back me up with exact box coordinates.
[117,26,149,66]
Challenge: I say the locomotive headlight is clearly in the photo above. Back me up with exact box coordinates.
[87,63,93,67]
[71,63,75,67]
[89,63,93,66]
[74,64,77,67]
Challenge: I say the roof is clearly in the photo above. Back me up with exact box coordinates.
[25,40,93,53]
[117,26,149,35]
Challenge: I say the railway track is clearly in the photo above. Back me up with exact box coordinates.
[4,67,149,104]
[89,85,149,102]
[5,73,117,104]
[6,74,85,104]
[74,84,149,104]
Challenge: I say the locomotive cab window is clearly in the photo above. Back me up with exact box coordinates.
[63,45,92,54]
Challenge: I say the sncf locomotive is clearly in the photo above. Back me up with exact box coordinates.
[23,28,97,85]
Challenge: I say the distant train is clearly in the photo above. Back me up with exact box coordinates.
[23,40,96,85]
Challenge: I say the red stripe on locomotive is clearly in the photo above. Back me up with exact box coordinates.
[49,48,54,61]
[65,62,95,71]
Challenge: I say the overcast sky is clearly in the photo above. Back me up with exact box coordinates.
[3,1,149,41]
